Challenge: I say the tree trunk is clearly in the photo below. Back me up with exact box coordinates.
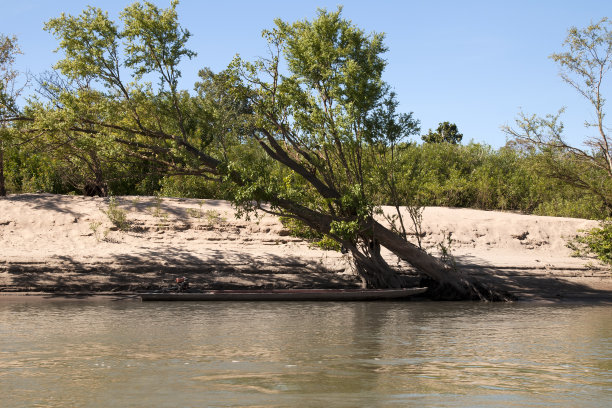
[275,199,513,301]
[0,144,6,196]
[370,219,513,301]
[350,240,404,289]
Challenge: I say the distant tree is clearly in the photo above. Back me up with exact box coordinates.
[0,34,25,196]
[422,121,463,144]
[503,17,612,214]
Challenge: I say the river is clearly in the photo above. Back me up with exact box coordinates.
[1,300,610,407]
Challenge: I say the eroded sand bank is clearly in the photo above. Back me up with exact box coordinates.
[0,194,610,301]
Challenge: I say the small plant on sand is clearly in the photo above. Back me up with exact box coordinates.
[186,208,200,218]
[147,194,171,229]
[204,209,226,225]
[101,228,121,243]
[104,196,130,231]
[187,202,205,219]
[158,212,170,230]
[198,200,205,216]
[89,221,102,242]
[383,205,425,249]
[438,230,457,271]
[407,205,425,249]
[566,237,584,258]
[150,194,167,218]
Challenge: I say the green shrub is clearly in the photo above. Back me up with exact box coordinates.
[159,175,229,199]
[534,197,606,220]
[280,216,341,251]
[104,197,130,231]
[577,220,612,266]
[389,142,607,219]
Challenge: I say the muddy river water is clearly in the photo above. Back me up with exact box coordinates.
[1,300,610,407]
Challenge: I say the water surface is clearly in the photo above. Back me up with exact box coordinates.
[1,301,610,407]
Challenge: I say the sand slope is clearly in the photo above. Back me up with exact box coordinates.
[0,194,610,301]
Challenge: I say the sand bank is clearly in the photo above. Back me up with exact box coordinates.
[0,194,610,302]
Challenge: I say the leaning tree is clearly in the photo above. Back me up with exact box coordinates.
[9,2,510,300]
[224,8,510,299]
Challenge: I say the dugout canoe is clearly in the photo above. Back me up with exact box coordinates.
[140,287,427,301]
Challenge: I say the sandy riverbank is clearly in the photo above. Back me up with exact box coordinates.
[0,194,610,302]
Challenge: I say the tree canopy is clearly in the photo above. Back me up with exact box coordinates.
[0,34,25,196]
[422,121,463,144]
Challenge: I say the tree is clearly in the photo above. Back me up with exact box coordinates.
[503,18,612,214]
[229,8,508,298]
[422,121,463,144]
[368,91,424,247]
[23,72,159,196]
[10,3,509,299]
[0,34,25,196]
[14,2,217,196]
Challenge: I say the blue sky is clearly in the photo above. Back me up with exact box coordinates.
[2,0,610,147]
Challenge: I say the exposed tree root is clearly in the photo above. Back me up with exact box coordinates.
[420,277,517,301]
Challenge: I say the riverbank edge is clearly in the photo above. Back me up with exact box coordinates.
[1,291,610,304]
[2,194,610,303]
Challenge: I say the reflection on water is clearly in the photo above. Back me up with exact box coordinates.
[0,301,610,407]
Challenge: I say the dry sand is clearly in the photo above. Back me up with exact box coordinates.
[0,193,610,302]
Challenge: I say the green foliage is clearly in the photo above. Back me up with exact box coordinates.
[15,1,221,198]
[371,142,608,219]
[121,0,195,86]
[576,220,612,265]
[104,196,130,230]
[329,219,360,241]
[533,196,605,219]
[422,122,463,144]
[159,174,229,199]
[232,7,394,230]
[0,34,22,118]
[280,216,342,251]
[1,34,26,196]
[4,5,608,232]
[366,91,420,146]
[44,7,119,82]
[503,18,612,215]
[280,216,320,240]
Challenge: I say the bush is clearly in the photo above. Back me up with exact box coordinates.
[159,175,230,199]
[104,197,130,231]
[279,216,342,251]
[577,220,612,266]
[391,142,607,219]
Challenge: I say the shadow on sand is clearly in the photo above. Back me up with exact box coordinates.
[2,238,609,302]
[4,246,361,295]
[454,254,611,302]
